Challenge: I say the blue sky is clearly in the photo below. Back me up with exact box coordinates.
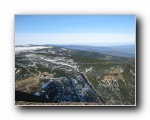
[15,15,135,46]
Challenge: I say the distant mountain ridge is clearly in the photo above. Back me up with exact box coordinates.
[15,44,135,58]
[51,44,135,58]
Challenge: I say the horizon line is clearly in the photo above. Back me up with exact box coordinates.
[15,42,135,47]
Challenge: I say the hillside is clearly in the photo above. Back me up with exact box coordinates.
[15,45,135,105]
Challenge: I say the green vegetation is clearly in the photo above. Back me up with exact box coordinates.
[36,67,51,73]
[15,68,32,81]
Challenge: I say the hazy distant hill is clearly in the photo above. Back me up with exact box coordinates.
[54,44,135,58]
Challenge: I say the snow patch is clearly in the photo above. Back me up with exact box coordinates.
[15,46,48,52]
[41,79,52,89]
[40,57,78,70]
[34,92,40,96]
[45,94,49,99]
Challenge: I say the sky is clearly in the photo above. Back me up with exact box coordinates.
[15,15,135,46]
